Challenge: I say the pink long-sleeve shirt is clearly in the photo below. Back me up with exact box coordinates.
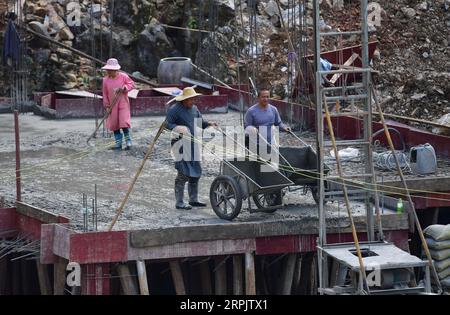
[102,72,135,131]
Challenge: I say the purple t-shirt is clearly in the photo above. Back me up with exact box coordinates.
[244,104,287,142]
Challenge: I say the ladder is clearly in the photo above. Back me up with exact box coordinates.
[313,0,436,295]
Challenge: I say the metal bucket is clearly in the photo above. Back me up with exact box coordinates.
[157,57,193,84]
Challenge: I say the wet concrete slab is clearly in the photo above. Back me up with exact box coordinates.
[0,112,412,234]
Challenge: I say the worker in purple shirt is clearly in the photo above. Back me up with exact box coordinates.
[244,88,291,156]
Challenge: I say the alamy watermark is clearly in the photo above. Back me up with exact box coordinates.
[66,261,81,287]
[170,118,280,172]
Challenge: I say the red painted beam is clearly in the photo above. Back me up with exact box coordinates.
[70,231,128,264]
[412,192,450,209]
[16,213,45,240]
[255,230,409,254]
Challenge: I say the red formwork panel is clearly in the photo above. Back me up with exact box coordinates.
[69,231,128,264]
[255,230,409,255]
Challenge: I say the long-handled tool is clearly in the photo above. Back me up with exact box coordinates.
[86,90,122,144]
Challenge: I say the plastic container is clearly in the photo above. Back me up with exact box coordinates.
[396,198,403,214]
[157,57,193,84]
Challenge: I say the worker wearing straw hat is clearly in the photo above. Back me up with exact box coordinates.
[166,86,217,210]
[102,58,135,150]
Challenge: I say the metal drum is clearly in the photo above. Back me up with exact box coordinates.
[157,57,193,84]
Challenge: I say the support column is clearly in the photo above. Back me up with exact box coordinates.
[136,260,149,295]
[199,260,212,295]
[214,256,227,295]
[169,260,186,295]
[53,257,67,295]
[292,254,303,294]
[233,255,243,295]
[279,253,297,295]
[245,252,256,295]
[36,260,52,295]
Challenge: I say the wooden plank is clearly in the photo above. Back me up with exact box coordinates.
[214,257,227,295]
[279,253,297,294]
[329,53,360,84]
[169,260,186,295]
[117,264,138,295]
[55,90,103,99]
[310,253,317,295]
[53,257,67,295]
[245,252,256,295]
[136,260,149,295]
[199,260,212,295]
[153,87,182,96]
[36,260,52,295]
[233,255,244,295]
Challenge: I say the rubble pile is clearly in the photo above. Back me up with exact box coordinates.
[372,0,450,125]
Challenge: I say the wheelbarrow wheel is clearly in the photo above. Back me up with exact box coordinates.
[210,175,243,220]
[252,191,283,213]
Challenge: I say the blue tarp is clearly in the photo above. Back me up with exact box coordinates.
[2,19,21,66]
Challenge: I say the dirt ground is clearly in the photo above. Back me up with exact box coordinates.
[0,110,378,231]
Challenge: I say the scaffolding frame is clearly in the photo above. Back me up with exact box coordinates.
[313,0,436,295]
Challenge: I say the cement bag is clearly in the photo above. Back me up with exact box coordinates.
[438,268,450,280]
[430,248,450,261]
[426,238,450,250]
[432,113,450,136]
[441,277,450,288]
[424,224,450,241]
[434,258,450,272]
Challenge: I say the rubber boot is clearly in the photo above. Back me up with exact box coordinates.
[175,176,191,210]
[123,128,132,150]
[188,181,206,207]
[112,131,122,150]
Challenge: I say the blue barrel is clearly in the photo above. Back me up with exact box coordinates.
[157,57,193,84]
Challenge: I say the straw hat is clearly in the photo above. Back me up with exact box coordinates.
[170,86,202,103]
[102,58,121,70]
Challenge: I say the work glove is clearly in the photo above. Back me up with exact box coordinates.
[171,125,191,140]
[245,126,258,137]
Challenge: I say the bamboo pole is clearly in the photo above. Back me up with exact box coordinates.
[108,120,167,231]
[372,85,443,294]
